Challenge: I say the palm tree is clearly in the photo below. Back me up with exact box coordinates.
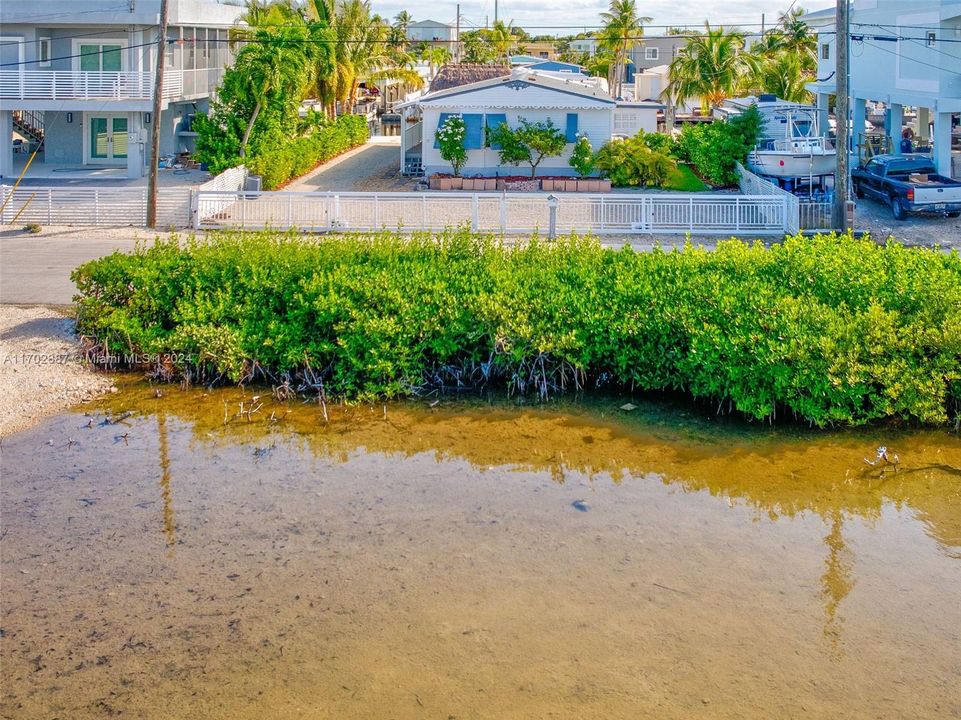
[665,24,758,113]
[229,0,301,47]
[599,0,651,99]
[420,44,452,79]
[232,26,312,156]
[750,53,813,104]
[488,20,516,65]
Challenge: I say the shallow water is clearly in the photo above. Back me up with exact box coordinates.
[2,384,960,719]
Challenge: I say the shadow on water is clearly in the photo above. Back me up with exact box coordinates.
[2,379,960,719]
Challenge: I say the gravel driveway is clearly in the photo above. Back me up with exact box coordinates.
[854,194,960,249]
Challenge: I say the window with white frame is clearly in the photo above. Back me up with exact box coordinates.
[614,112,639,133]
[645,47,658,60]
[926,31,936,47]
[38,37,51,66]
[821,42,830,60]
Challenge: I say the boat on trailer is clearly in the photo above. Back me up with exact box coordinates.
[715,95,836,182]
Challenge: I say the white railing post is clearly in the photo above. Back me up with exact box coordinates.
[94,189,99,225]
[47,189,53,224]
[689,196,694,232]
[499,192,507,234]
[735,197,741,233]
[374,193,380,229]
[287,193,293,229]
[471,193,479,232]
[421,195,427,229]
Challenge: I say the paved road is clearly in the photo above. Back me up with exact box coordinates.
[853,194,960,247]
[286,140,418,193]
[0,227,143,305]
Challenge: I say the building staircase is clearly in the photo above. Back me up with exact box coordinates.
[12,110,45,147]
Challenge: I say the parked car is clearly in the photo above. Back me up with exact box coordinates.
[852,154,961,220]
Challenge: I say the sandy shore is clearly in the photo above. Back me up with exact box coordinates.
[0,305,115,438]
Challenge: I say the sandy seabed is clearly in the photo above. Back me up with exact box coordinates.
[0,305,114,438]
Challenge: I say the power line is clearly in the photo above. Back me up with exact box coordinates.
[0,40,158,68]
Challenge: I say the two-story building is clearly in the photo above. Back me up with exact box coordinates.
[0,0,245,180]
[406,19,459,55]
[806,0,961,178]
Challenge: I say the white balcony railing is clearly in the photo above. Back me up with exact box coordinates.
[0,68,221,102]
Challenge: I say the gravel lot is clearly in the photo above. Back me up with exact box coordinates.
[854,194,961,248]
[0,306,115,437]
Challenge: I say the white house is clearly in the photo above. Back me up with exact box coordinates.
[805,0,961,178]
[398,66,661,177]
[406,19,458,55]
[0,0,246,180]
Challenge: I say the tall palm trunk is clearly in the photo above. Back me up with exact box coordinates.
[240,100,262,157]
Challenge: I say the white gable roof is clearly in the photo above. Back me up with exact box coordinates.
[411,69,616,111]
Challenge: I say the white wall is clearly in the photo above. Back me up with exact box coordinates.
[421,107,612,176]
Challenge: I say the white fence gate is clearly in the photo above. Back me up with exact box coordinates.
[194,190,791,236]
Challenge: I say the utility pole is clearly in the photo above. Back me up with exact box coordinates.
[494,0,498,24]
[833,0,850,232]
[146,0,169,229]
[455,4,460,63]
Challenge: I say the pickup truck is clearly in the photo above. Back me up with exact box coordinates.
[852,154,961,220]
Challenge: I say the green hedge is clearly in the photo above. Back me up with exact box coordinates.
[246,115,369,189]
[72,231,961,426]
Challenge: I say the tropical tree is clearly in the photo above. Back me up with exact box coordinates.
[462,31,499,64]
[419,44,452,79]
[436,114,468,176]
[666,24,758,112]
[488,20,517,64]
[487,119,567,177]
[750,52,813,103]
[599,0,651,99]
[231,26,312,156]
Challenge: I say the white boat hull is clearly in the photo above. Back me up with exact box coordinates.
[748,150,836,178]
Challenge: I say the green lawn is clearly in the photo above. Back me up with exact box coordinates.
[663,163,710,192]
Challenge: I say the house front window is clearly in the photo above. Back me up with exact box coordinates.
[38,37,51,67]
[78,42,123,72]
[821,42,830,60]
[645,47,658,60]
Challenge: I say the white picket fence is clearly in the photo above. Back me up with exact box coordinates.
[0,185,192,227]
[0,166,248,229]
[737,163,800,234]
[194,190,791,235]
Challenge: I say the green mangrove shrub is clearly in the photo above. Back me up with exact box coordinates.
[72,231,961,426]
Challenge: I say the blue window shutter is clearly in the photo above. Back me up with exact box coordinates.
[565,113,579,142]
[433,112,453,148]
[485,113,507,148]
[463,114,484,149]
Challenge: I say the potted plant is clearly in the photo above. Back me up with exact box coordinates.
[436,114,468,179]
[568,135,596,192]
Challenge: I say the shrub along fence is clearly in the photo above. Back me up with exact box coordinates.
[72,231,961,427]
[245,115,369,190]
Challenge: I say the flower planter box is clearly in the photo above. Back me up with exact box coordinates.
[564,180,578,192]
[438,177,453,191]
[542,179,555,191]
[461,178,475,191]
[598,179,612,192]
[484,179,497,191]
[450,177,463,190]
[584,180,601,192]
[496,179,507,191]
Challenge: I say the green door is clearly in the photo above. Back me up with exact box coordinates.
[111,117,128,159]
[89,117,109,159]
[88,115,128,163]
